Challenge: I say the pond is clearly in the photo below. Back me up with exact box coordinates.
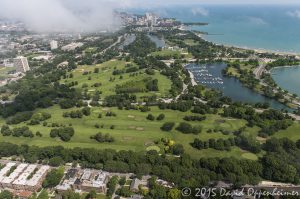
[186,63,290,111]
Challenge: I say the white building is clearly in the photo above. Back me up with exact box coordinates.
[13,56,30,73]
[50,40,58,50]
[0,162,17,185]
[13,164,37,190]
[61,42,83,51]
[1,163,28,188]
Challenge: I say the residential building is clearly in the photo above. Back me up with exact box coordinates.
[1,163,28,188]
[13,56,30,73]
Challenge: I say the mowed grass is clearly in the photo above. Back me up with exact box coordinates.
[0,105,258,159]
[184,39,199,46]
[61,60,172,100]
[272,122,300,141]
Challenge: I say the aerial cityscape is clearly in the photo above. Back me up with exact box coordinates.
[0,0,300,198]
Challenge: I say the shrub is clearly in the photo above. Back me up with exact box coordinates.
[161,122,175,131]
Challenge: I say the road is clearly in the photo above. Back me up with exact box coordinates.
[253,59,266,79]
[97,35,123,56]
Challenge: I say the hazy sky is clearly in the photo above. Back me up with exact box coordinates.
[0,0,299,33]
[126,0,300,5]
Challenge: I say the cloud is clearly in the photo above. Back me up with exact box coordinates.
[191,7,209,16]
[247,17,267,25]
[0,0,125,33]
[287,10,300,20]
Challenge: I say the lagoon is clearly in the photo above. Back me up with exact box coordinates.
[271,66,300,97]
[186,63,289,111]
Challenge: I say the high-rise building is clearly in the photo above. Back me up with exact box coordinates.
[13,56,30,73]
[50,40,58,50]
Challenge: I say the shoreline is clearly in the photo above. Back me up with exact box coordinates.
[194,33,300,57]
[188,70,197,86]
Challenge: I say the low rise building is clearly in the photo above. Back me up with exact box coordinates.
[0,163,50,193]
[13,56,30,73]
[57,168,108,193]
[61,42,83,51]
[13,164,37,190]
[25,165,50,192]
[1,163,28,188]
[0,162,17,187]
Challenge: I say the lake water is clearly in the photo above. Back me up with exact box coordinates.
[186,63,289,111]
[129,5,300,53]
[271,66,300,97]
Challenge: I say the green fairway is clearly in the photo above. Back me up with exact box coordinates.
[0,105,258,159]
[272,122,300,141]
[61,60,173,100]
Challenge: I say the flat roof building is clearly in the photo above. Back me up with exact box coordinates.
[13,164,37,190]
[1,163,28,188]
[0,162,17,184]
[13,56,30,73]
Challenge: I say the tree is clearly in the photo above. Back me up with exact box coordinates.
[160,122,175,131]
[107,176,119,197]
[49,156,64,167]
[168,189,181,199]
[119,176,126,186]
[85,190,97,199]
[62,190,80,199]
[147,114,155,121]
[42,167,64,188]
[0,190,13,199]
[156,114,165,121]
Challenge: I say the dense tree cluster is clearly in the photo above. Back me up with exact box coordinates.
[176,122,202,134]
[6,111,33,124]
[183,115,206,121]
[50,127,75,142]
[0,138,299,186]
[42,167,64,188]
[63,107,91,118]
[191,135,261,153]
[266,58,299,69]
[1,125,34,138]
[223,103,292,136]
[124,33,156,57]
[28,112,51,125]
[90,133,114,143]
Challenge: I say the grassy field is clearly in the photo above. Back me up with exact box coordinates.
[0,66,16,80]
[272,122,300,141]
[61,60,173,100]
[184,39,199,46]
[0,105,261,159]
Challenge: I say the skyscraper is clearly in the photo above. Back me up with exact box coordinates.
[13,56,30,73]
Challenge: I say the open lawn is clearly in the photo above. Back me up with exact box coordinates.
[184,39,199,46]
[0,66,16,80]
[61,60,172,100]
[272,122,300,141]
[0,105,260,159]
